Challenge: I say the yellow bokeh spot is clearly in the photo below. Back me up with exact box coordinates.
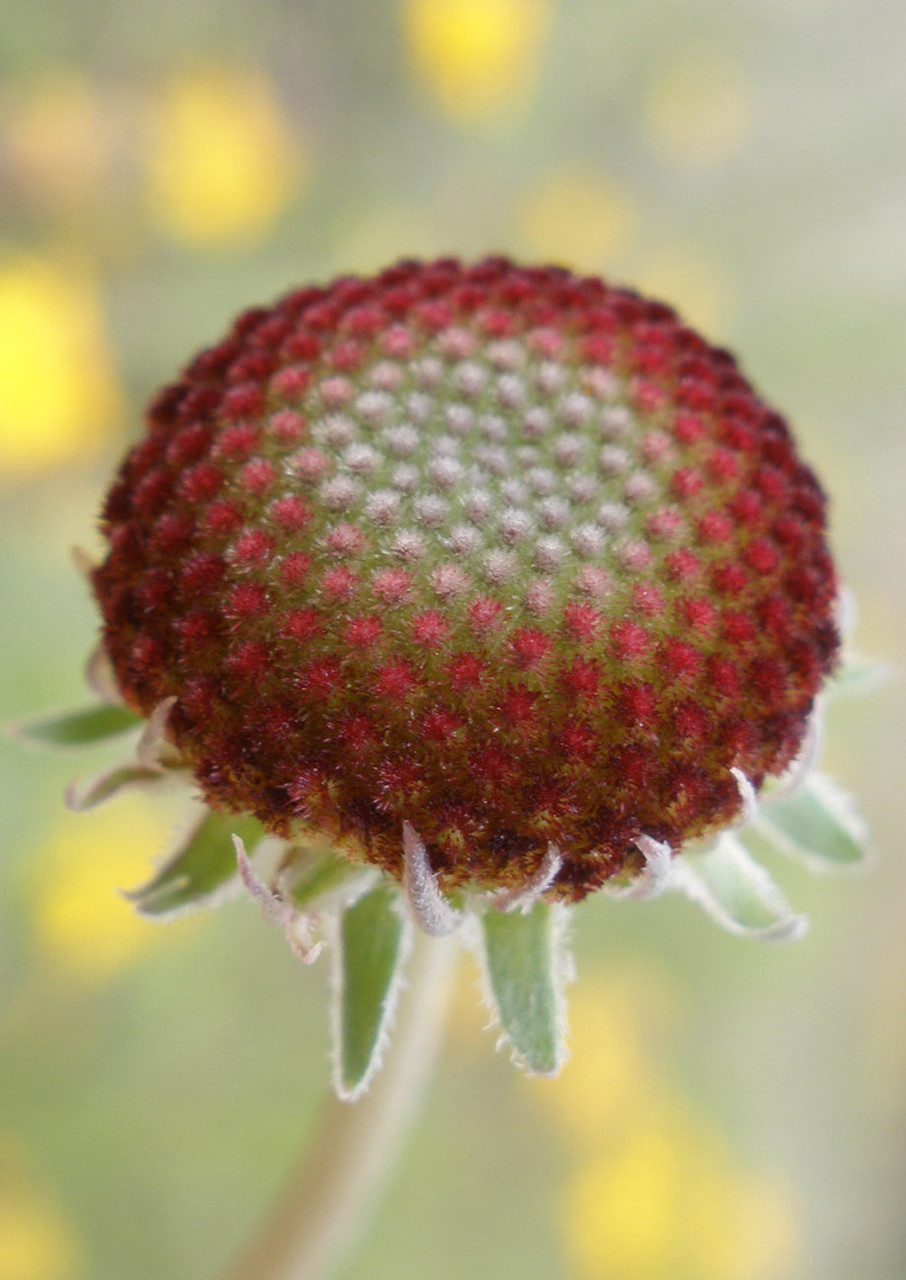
[1,71,116,208]
[0,1165,81,1280]
[532,969,799,1280]
[517,172,636,273]
[634,245,736,340]
[645,49,753,168]
[32,792,188,983]
[146,68,304,248]
[563,1103,800,1280]
[0,253,121,478]
[404,0,552,124]
[528,971,676,1142]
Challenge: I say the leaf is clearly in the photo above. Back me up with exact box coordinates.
[285,843,373,911]
[607,834,673,899]
[401,820,462,935]
[826,653,894,699]
[333,884,410,1100]
[479,899,570,1076]
[64,762,165,811]
[85,643,126,705]
[10,703,142,748]
[671,833,807,941]
[126,809,265,918]
[136,696,179,768]
[748,771,871,872]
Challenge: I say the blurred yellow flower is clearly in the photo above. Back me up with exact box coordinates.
[634,244,737,340]
[145,68,304,248]
[530,969,799,1279]
[32,793,189,983]
[517,172,636,273]
[645,49,753,168]
[527,971,675,1142]
[1,70,117,210]
[0,253,121,478]
[0,1151,81,1280]
[404,0,552,124]
[563,1102,799,1280]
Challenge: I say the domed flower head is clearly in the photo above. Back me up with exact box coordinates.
[25,258,871,1091]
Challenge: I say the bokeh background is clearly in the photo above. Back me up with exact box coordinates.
[1,1,904,1277]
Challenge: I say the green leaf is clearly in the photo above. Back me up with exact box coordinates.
[672,833,807,940]
[126,809,265,918]
[748,771,871,871]
[64,762,164,811]
[11,704,142,748]
[286,843,372,910]
[826,653,893,699]
[333,884,410,1100]
[480,900,569,1076]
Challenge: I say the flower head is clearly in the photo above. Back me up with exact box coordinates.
[92,257,839,901]
[20,257,870,1091]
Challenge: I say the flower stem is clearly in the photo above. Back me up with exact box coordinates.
[223,928,459,1280]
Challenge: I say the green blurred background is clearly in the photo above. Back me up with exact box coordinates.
[1,1,904,1277]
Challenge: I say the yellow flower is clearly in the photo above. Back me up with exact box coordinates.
[563,1101,799,1280]
[0,1148,81,1280]
[1,70,116,210]
[645,49,753,168]
[527,971,674,1142]
[31,793,189,983]
[145,67,304,248]
[516,172,636,273]
[0,252,121,478]
[532,970,799,1279]
[404,0,552,124]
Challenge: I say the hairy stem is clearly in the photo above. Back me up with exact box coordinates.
[223,928,459,1280]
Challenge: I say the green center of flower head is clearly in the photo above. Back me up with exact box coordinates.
[93,257,840,902]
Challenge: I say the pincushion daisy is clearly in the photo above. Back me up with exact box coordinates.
[21,257,870,1093]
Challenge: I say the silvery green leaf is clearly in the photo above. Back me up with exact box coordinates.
[607,834,673,899]
[491,843,563,911]
[401,821,462,936]
[826,653,894,699]
[233,834,285,925]
[332,884,410,1100]
[671,832,807,941]
[10,704,142,749]
[232,834,327,965]
[748,771,871,871]
[284,843,374,911]
[126,809,265,918]
[479,899,570,1076]
[64,761,165,811]
[136,696,179,768]
[85,643,126,706]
